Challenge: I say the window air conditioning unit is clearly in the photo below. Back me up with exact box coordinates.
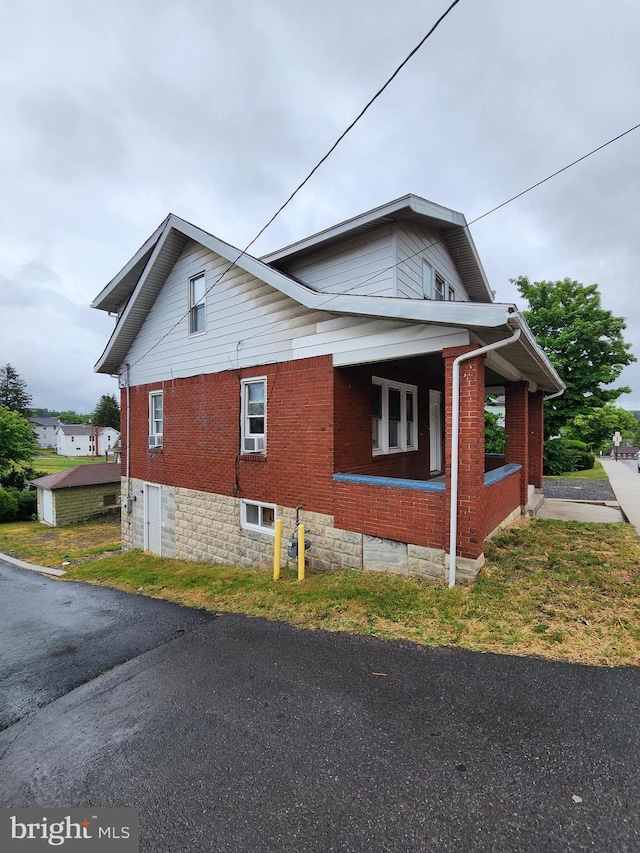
[243,436,265,453]
[148,434,163,447]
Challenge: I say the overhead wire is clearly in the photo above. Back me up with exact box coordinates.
[128,0,463,369]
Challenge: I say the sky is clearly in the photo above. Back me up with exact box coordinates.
[0,0,639,413]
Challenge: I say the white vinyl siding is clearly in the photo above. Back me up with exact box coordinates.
[276,225,395,297]
[396,222,468,301]
[124,239,471,387]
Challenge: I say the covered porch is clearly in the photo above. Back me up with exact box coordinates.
[331,336,549,583]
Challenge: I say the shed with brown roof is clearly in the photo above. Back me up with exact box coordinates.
[31,462,121,527]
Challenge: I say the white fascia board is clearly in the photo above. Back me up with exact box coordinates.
[510,311,565,393]
[261,193,463,263]
[92,216,169,311]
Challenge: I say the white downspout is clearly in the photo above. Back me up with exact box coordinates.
[448,327,522,588]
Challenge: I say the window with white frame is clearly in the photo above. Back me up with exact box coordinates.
[448,285,455,301]
[189,272,206,334]
[241,377,266,454]
[241,499,276,534]
[149,391,163,447]
[372,378,417,455]
[422,261,432,298]
[433,272,445,301]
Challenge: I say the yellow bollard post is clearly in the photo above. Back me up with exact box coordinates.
[297,523,305,581]
[273,518,282,580]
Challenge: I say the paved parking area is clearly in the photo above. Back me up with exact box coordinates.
[1,558,639,852]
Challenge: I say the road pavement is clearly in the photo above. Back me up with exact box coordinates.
[1,558,639,852]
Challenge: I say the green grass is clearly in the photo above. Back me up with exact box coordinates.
[32,450,107,475]
[0,517,121,565]
[546,459,609,481]
[3,513,639,667]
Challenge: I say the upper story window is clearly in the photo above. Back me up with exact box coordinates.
[434,273,445,301]
[189,273,206,335]
[372,377,417,455]
[448,285,455,301]
[149,391,163,447]
[422,261,447,301]
[241,377,266,454]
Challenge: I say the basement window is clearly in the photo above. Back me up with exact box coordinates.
[241,500,276,534]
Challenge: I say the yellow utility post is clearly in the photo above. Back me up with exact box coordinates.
[273,519,282,580]
[297,523,305,581]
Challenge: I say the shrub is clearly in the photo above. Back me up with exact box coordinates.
[16,489,37,521]
[543,438,595,475]
[0,467,46,491]
[0,488,19,523]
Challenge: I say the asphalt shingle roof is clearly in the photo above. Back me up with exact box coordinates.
[31,462,121,491]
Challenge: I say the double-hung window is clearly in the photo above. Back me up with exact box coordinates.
[241,377,266,454]
[189,272,206,335]
[433,273,445,301]
[149,391,163,447]
[372,378,417,455]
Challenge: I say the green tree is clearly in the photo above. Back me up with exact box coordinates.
[58,410,90,424]
[514,277,636,438]
[0,406,37,472]
[484,410,505,454]
[0,364,32,415]
[569,405,639,453]
[93,393,120,430]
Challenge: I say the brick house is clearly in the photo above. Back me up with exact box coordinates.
[92,194,563,584]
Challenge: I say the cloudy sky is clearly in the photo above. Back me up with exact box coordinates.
[1,0,638,413]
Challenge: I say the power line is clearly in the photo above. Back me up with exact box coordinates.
[129,0,463,368]
[238,119,640,346]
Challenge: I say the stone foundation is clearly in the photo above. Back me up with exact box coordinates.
[120,479,485,583]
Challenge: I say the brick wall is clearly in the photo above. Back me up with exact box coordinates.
[333,480,447,550]
[443,345,486,560]
[483,471,522,537]
[505,381,529,506]
[122,356,337,517]
[528,391,544,489]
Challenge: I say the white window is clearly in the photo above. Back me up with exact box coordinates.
[241,500,276,534]
[372,378,418,455]
[241,377,266,454]
[448,285,455,301]
[434,273,445,301]
[149,391,163,447]
[189,272,206,335]
[422,261,432,299]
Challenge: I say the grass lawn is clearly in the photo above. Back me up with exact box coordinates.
[0,517,121,565]
[546,459,609,481]
[33,450,108,475]
[2,514,636,668]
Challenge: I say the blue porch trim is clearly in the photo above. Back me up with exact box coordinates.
[484,463,522,487]
[333,473,445,492]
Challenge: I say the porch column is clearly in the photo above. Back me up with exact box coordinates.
[528,390,544,489]
[504,381,529,507]
[443,345,486,561]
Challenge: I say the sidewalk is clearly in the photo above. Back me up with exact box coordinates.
[598,457,640,537]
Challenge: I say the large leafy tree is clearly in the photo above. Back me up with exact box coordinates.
[0,406,37,472]
[569,405,639,453]
[93,393,121,430]
[0,364,32,416]
[514,277,636,438]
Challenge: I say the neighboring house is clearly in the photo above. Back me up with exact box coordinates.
[56,424,120,457]
[31,462,121,527]
[29,417,61,449]
[92,194,564,583]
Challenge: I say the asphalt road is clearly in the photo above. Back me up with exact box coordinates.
[1,559,639,852]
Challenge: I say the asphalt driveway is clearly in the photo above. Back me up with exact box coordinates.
[1,558,639,852]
